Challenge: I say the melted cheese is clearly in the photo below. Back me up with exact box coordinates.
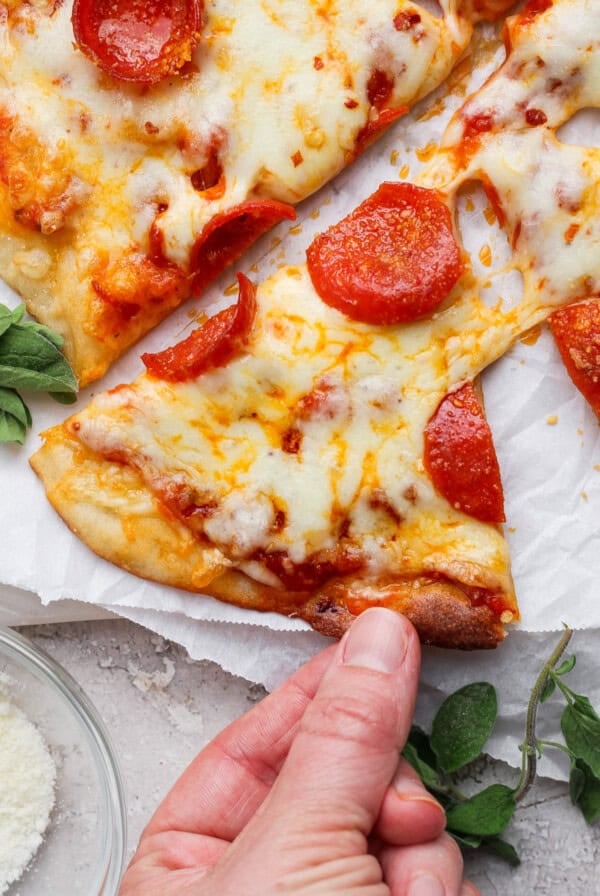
[0,0,480,381]
[74,263,518,593]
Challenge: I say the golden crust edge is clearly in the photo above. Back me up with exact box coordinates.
[31,425,513,649]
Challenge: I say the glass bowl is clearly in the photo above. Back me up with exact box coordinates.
[0,626,126,895]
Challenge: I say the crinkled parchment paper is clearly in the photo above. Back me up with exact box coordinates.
[1,27,599,778]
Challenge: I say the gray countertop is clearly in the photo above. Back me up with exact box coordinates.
[20,619,600,895]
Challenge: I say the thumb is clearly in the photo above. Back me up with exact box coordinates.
[266,607,421,842]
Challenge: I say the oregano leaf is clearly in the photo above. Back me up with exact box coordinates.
[555,656,576,677]
[445,784,516,837]
[561,704,600,777]
[0,305,14,339]
[572,695,600,722]
[0,387,32,444]
[449,832,481,849]
[431,683,497,773]
[406,726,438,770]
[540,677,556,703]
[401,742,440,791]
[485,837,521,867]
[0,325,77,394]
[571,761,600,825]
[569,763,586,804]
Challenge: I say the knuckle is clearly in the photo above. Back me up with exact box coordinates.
[303,687,396,750]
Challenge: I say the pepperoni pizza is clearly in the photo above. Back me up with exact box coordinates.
[0,0,511,386]
[27,0,600,648]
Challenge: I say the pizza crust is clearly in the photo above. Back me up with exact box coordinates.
[31,425,509,648]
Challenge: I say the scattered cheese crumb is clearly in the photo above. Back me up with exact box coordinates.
[546,415,558,425]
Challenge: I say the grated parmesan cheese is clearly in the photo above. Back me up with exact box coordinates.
[0,675,56,895]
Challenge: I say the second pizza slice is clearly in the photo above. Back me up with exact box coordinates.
[31,181,527,648]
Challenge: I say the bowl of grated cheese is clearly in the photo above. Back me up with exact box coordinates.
[0,627,126,895]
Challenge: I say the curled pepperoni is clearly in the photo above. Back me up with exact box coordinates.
[191,199,296,295]
[424,383,505,523]
[550,299,600,416]
[306,182,462,326]
[72,0,203,84]
[142,272,257,382]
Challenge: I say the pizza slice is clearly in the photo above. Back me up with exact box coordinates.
[31,181,532,648]
[0,0,514,386]
[413,0,600,407]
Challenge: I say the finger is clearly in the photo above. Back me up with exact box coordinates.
[145,642,337,841]
[460,883,480,896]
[375,758,446,846]
[250,609,421,854]
[380,832,465,896]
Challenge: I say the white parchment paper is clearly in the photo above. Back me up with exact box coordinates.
[0,29,599,778]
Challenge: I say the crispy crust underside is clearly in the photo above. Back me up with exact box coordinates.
[30,427,511,649]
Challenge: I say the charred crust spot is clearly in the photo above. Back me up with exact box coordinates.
[144,121,160,135]
[316,597,337,614]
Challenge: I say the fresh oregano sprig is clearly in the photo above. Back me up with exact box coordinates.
[0,302,78,443]
[402,627,600,866]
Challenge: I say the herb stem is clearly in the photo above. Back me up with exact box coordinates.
[513,627,573,802]
[536,739,572,757]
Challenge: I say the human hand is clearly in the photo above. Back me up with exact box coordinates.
[119,608,479,895]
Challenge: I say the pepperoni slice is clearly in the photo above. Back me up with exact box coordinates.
[549,299,600,416]
[72,0,203,84]
[306,182,462,326]
[142,272,257,382]
[424,383,505,523]
[191,198,296,294]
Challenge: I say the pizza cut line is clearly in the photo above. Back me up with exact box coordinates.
[0,0,512,386]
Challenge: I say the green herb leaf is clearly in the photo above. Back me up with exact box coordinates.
[540,677,556,703]
[0,386,31,444]
[406,726,439,770]
[10,305,24,323]
[569,762,586,804]
[431,683,497,773]
[571,760,600,824]
[23,321,64,349]
[485,837,521,867]
[561,704,600,777]
[402,742,440,791]
[0,305,15,339]
[555,656,576,677]
[572,695,600,721]
[445,784,516,837]
[50,391,78,406]
[0,324,77,394]
[449,832,481,849]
